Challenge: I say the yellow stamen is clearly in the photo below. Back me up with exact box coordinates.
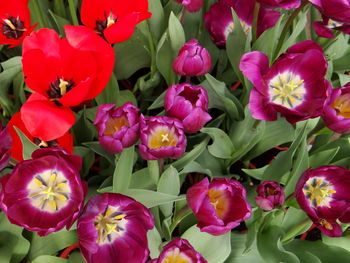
[3,19,16,30]
[107,14,115,28]
[38,140,48,147]
[59,79,69,96]
[161,133,169,142]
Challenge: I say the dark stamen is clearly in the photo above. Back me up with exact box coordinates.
[2,16,26,39]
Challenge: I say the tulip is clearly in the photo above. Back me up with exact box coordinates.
[152,238,207,263]
[204,0,280,48]
[164,83,211,133]
[322,83,350,134]
[138,115,186,160]
[94,103,140,154]
[0,122,11,171]
[309,0,350,23]
[295,166,350,237]
[173,39,211,77]
[7,112,73,161]
[187,178,251,236]
[255,181,285,210]
[313,16,350,39]
[257,0,300,9]
[81,0,152,44]
[77,193,154,263]
[239,40,328,124]
[0,0,36,47]
[0,148,86,236]
[21,26,115,141]
[174,0,203,12]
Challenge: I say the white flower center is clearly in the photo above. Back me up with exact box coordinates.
[303,177,336,208]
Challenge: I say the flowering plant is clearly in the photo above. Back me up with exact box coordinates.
[2,0,350,262]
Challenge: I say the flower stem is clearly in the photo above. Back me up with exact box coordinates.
[169,206,193,235]
[68,0,79,26]
[180,8,187,24]
[60,243,79,258]
[273,0,309,59]
[251,3,260,43]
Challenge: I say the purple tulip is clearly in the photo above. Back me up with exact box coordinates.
[322,83,350,133]
[0,148,86,236]
[77,193,154,263]
[152,238,207,263]
[138,115,186,160]
[295,166,350,237]
[255,181,285,210]
[94,102,140,154]
[0,123,12,171]
[204,0,280,48]
[309,0,350,23]
[164,83,211,134]
[174,0,203,12]
[239,40,328,124]
[186,178,251,236]
[173,39,211,77]
[257,0,301,9]
[313,16,350,39]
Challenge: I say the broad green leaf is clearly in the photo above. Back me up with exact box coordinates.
[117,90,138,107]
[14,126,39,160]
[182,225,231,263]
[27,230,77,260]
[148,0,165,41]
[309,148,339,168]
[323,234,350,252]
[32,256,67,263]
[156,32,177,85]
[83,142,114,164]
[147,227,162,259]
[113,146,135,193]
[72,109,96,144]
[201,127,234,159]
[168,12,185,54]
[171,137,210,170]
[157,166,180,217]
[95,74,119,105]
[73,146,95,177]
[0,213,30,263]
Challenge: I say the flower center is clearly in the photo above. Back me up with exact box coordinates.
[47,78,75,101]
[224,21,251,40]
[104,116,129,136]
[265,186,278,196]
[27,170,71,213]
[148,126,178,149]
[208,189,228,219]
[161,247,192,263]
[332,93,350,118]
[269,71,306,109]
[327,19,344,29]
[95,12,117,36]
[179,86,200,107]
[2,16,26,39]
[303,177,336,208]
[33,138,59,148]
[94,206,127,245]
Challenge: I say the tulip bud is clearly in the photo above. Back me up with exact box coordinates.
[255,181,285,210]
[138,115,186,160]
[173,39,211,77]
[164,83,211,133]
[94,103,140,154]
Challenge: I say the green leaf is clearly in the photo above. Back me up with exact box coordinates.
[114,27,150,79]
[148,160,160,184]
[116,90,138,107]
[113,146,135,193]
[148,0,165,41]
[72,108,96,144]
[95,74,119,105]
[0,213,30,263]
[323,234,350,252]
[171,137,210,170]
[309,147,339,168]
[32,256,67,263]
[14,126,39,160]
[204,74,244,120]
[83,142,114,164]
[201,127,234,159]
[147,227,162,259]
[27,230,77,260]
[48,10,70,36]
[73,146,95,177]
[168,12,185,54]
[257,226,299,263]
[182,225,231,263]
[157,166,180,217]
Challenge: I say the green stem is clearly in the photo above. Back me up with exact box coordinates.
[251,3,260,43]
[68,0,79,25]
[274,0,309,59]
[146,22,156,76]
[169,206,192,235]
[180,7,187,24]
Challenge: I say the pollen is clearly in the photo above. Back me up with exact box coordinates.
[27,170,71,213]
[332,93,350,118]
[208,189,229,219]
[303,177,336,208]
[161,247,192,263]
[148,126,178,149]
[94,206,127,245]
[269,71,306,109]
